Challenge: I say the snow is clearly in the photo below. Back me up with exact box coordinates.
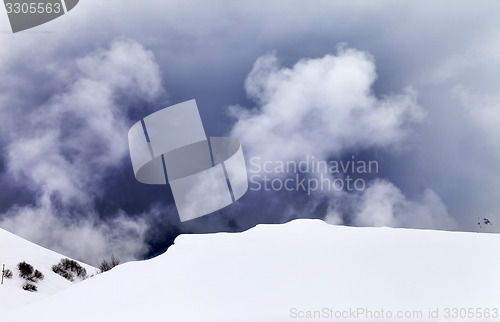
[2,219,500,321]
[0,227,96,311]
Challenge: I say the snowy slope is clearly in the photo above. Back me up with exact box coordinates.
[0,228,96,311]
[3,219,500,322]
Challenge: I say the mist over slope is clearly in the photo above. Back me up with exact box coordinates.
[3,219,499,321]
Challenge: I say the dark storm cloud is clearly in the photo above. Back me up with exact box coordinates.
[0,38,173,264]
[0,0,499,263]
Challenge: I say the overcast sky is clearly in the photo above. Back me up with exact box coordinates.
[0,0,499,265]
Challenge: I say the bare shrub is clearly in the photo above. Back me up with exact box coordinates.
[33,269,44,280]
[4,268,13,279]
[22,282,37,292]
[18,261,34,279]
[52,258,88,281]
[99,255,120,273]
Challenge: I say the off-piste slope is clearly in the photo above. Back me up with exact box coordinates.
[3,219,500,321]
[0,227,95,311]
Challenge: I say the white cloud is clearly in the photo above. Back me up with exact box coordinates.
[0,39,164,264]
[350,180,457,230]
[230,46,425,163]
[232,47,461,231]
[0,192,151,265]
[6,39,162,204]
[77,39,163,102]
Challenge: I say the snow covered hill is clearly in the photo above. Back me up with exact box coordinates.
[2,219,500,322]
[0,228,95,311]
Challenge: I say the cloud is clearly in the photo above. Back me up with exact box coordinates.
[0,193,150,265]
[77,40,163,102]
[452,85,500,157]
[0,39,164,264]
[229,47,462,231]
[6,39,162,204]
[230,46,425,163]
[348,180,457,230]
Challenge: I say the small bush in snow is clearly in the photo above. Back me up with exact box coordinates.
[52,264,74,281]
[99,255,120,273]
[17,261,44,291]
[4,268,13,279]
[22,282,37,292]
[18,261,34,279]
[33,269,44,281]
[52,258,87,281]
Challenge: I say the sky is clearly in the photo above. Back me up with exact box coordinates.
[0,0,499,265]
